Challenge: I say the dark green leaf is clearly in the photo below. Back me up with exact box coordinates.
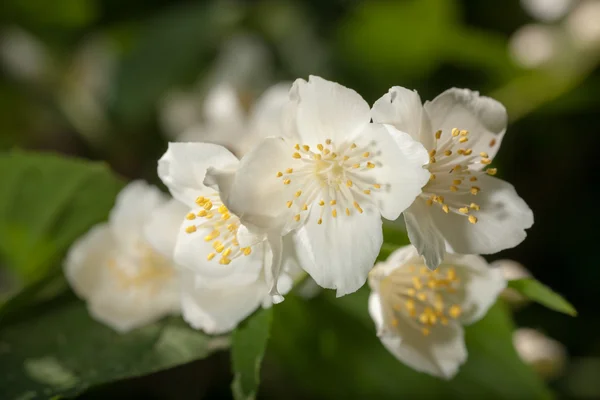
[0,151,124,314]
[231,308,273,400]
[268,291,552,399]
[0,298,228,400]
[508,278,577,316]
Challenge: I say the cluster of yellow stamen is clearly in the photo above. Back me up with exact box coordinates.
[422,128,500,224]
[183,195,252,265]
[107,242,174,294]
[276,139,383,225]
[380,264,463,337]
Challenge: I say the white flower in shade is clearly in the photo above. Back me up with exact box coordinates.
[368,245,505,379]
[211,76,430,297]
[513,328,567,379]
[372,87,534,270]
[64,181,180,333]
[176,82,291,159]
[158,142,297,320]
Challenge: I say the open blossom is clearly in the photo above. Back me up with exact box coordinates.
[177,82,291,158]
[158,142,297,322]
[64,181,179,333]
[372,87,534,269]
[211,76,430,297]
[368,245,505,379]
[143,190,296,334]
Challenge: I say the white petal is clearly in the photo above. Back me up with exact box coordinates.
[424,88,507,162]
[293,204,383,297]
[370,245,421,279]
[446,253,506,324]
[290,76,371,146]
[179,269,266,335]
[109,181,167,249]
[369,293,467,380]
[432,175,533,255]
[64,224,113,299]
[403,200,446,270]
[220,136,300,234]
[66,223,180,333]
[372,86,433,149]
[265,233,284,301]
[368,292,386,335]
[379,317,467,379]
[174,221,264,284]
[203,166,236,203]
[144,198,188,259]
[365,123,430,220]
[158,142,239,207]
[248,82,292,141]
[88,279,180,333]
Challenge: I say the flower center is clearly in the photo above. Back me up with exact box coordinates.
[107,242,174,292]
[421,128,499,224]
[276,139,383,225]
[183,195,252,265]
[379,263,463,336]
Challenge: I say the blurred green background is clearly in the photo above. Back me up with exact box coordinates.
[1,0,599,398]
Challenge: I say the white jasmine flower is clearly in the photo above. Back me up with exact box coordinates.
[372,87,534,269]
[158,142,297,309]
[368,245,505,379]
[513,328,567,379]
[211,76,430,297]
[178,82,291,159]
[143,191,296,334]
[64,181,180,333]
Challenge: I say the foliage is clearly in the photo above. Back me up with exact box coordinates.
[508,278,577,317]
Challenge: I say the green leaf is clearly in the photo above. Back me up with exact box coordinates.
[0,298,228,399]
[269,291,552,399]
[336,0,459,87]
[231,308,273,400]
[113,2,242,124]
[508,278,577,316]
[0,151,124,313]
